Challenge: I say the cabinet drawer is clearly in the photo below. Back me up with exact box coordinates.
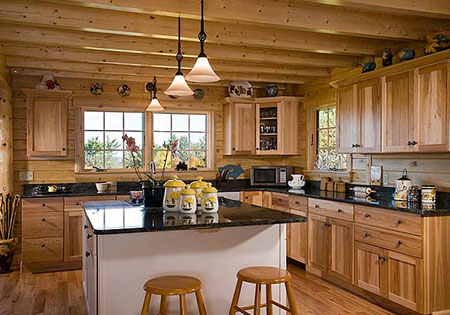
[23,212,63,238]
[22,198,63,213]
[272,193,290,211]
[289,195,308,211]
[64,195,113,211]
[355,224,422,258]
[309,198,354,221]
[355,205,422,236]
[22,237,63,263]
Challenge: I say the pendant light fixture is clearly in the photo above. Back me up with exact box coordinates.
[146,76,164,111]
[185,0,220,83]
[165,17,194,96]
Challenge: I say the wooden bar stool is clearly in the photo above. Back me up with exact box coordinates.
[229,266,298,315]
[141,275,207,315]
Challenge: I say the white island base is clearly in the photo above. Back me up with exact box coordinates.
[83,221,288,315]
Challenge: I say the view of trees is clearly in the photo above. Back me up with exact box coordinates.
[153,134,206,169]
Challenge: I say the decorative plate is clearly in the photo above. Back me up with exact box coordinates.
[193,88,205,100]
[118,84,131,97]
[90,83,103,95]
[228,81,253,98]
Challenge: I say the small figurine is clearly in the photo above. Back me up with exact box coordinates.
[36,74,61,90]
[176,161,188,171]
[398,48,416,62]
[90,83,103,95]
[381,48,393,67]
[425,33,450,55]
[266,83,279,97]
[358,61,376,73]
[118,84,131,97]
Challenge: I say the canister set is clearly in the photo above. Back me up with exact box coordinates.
[163,176,219,213]
[394,169,436,204]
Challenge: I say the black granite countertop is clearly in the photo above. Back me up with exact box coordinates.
[83,198,307,235]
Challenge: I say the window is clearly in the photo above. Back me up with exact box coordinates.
[83,111,144,170]
[153,113,208,169]
[315,107,347,171]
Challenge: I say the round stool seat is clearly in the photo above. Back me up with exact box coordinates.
[143,275,202,296]
[237,266,291,284]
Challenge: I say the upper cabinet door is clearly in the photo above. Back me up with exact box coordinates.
[256,102,283,155]
[356,80,381,153]
[416,63,449,152]
[336,85,359,153]
[382,71,415,153]
[24,89,71,157]
[223,101,255,155]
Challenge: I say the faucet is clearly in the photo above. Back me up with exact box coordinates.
[150,161,157,175]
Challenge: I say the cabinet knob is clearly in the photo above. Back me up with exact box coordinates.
[397,219,403,225]
[407,140,417,146]
[87,234,92,239]
[41,243,45,248]
[295,201,300,205]
[378,255,387,262]
[84,225,89,229]
[337,209,343,213]
[76,202,80,206]
[397,240,403,246]
[245,196,249,200]
[232,147,235,151]
[85,251,91,257]
[354,144,360,148]
[364,213,370,218]
[41,203,46,207]
[41,218,46,222]
[324,222,331,227]
[314,205,320,209]
[364,232,370,238]
[62,148,66,151]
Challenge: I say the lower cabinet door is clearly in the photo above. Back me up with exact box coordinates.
[387,251,423,312]
[307,213,329,272]
[354,242,388,296]
[64,210,83,262]
[328,218,354,283]
[289,210,307,264]
[242,191,263,206]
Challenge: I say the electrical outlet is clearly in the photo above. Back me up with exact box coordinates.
[19,171,34,181]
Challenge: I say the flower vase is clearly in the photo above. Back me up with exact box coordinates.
[141,181,164,211]
[0,238,17,274]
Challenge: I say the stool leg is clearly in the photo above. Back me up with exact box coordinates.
[285,280,299,315]
[141,292,152,315]
[253,283,262,315]
[160,295,168,315]
[229,279,243,315]
[179,294,187,315]
[266,284,273,315]
[195,289,207,315]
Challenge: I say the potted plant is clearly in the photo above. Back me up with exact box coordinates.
[0,194,20,273]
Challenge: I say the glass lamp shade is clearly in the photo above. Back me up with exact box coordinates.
[164,74,194,96]
[185,57,220,82]
[146,97,164,111]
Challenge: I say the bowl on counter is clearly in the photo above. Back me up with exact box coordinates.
[95,182,110,193]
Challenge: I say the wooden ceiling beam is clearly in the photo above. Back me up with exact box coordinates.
[39,0,450,40]
[0,23,357,68]
[302,0,450,19]
[6,57,309,84]
[0,42,330,77]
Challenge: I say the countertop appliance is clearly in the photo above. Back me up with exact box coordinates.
[250,166,293,186]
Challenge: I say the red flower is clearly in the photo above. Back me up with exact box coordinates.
[122,134,140,153]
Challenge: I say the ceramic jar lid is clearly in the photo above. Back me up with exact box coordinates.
[164,175,186,188]
[202,182,217,193]
[190,176,209,189]
[181,185,196,195]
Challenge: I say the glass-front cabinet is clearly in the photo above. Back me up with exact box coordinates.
[256,102,282,155]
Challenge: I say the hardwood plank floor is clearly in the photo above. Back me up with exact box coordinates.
[0,264,393,315]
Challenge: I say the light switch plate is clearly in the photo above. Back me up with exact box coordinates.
[19,171,34,181]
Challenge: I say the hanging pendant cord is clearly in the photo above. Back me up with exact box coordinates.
[198,0,207,57]
[176,16,183,75]
[152,76,157,99]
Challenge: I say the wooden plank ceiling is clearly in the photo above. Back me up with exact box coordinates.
[1,0,449,86]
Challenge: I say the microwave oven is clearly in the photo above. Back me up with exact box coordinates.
[250,166,293,186]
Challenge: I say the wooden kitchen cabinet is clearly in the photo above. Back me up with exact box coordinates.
[382,71,416,153]
[241,191,263,206]
[307,213,329,272]
[255,97,303,155]
[336,79,381,153]
[328,217,354,284]
[355,241,387,296]
[262,191,272,208]
[289,209,307,264]
[416,62,449,152]
[64,210,83,262]
[223,98,256,155]
[23,89,72,157]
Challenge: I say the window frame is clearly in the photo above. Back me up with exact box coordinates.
[149,110,215,171]
[75,107,151,174]
[306,103,350,172]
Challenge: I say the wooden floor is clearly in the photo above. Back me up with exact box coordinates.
[0,264,393,315]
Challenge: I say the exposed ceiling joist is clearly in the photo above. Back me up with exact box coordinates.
[0,23,357,68]
[0,42,330,77]
[39,0,450,40]
[302,0,450,19]
[6,57,309,84]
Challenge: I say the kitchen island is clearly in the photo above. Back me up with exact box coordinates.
[82,198,306,315]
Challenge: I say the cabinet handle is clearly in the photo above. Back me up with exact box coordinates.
[84,225,89,229]
[411,140,417,145]
[41,203,46,207]
[378,255,387,262]
[364,213,370,218]
[324,222,331,227]
[354,144,360,148]
[397,240,403,246]
[397,219,403,225]
[364,232,370,238]
[314,205,320,208]
[87,234,92,239]
[85,251,91,257]
[337,209,343,213]
[41,218,46,222]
